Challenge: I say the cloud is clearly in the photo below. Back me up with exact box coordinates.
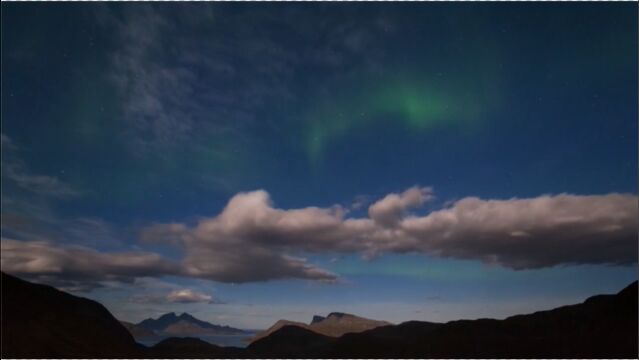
[398,193,638,269]
[98,4,297,156]
[139,190,356,283]
[1,133,15,150]
[156,190,353,283]
[349,195,370,211]
[129,289,221,305]
[1,137,127,283]
[2,187,636,288]
[1,196,128,250]
[0,238,182,288]
[368,186,433,227]
[1,134,81,199]
[0,137,124,250]
[108,7,197,152]
[4,167,81,199]
[144,188,637,280]
[167,289,218,304]
[92,5,394,172]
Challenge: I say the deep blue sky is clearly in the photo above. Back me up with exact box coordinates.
[1,3,637,328]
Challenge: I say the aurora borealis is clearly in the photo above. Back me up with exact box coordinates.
[303,74,493,163]
[1,2,637,329]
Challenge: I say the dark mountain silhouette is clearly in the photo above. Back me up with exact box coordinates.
[146,337,245,358]
[248,325,335,357]
[258,281,638,358]
[401,281,638,359]
[120,320,156,339]
[325,320,442,358]
[250,312,390,343]
[138,312,181,331]
[0,272,142,358]
[2,271,637,358]
[309,312,391,337]
[137,312,247,336]
[311,315,326,324]
[249,319,309,342]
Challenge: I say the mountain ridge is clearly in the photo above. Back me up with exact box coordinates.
[1,272,142,358]
[120,320,157,339]
[2,271,636,358]
[250,311,391,343]
[136,312,247,336]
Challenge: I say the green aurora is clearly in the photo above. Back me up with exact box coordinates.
[303,72,501,164]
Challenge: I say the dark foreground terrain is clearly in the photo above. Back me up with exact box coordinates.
[1,272,142,358]
[1,272,637,358]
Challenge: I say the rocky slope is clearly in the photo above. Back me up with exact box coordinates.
[120,321,157,339]
[310,312,392,337]
[1,272,141,358]
[250,312,390,343]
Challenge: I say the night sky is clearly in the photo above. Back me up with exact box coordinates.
[1,2,637,329]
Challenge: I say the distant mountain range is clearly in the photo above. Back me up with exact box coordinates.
[248,281,639,358]
[1,271,637,358]
[250,312,390,343]
[132,312,247,339]
[120,321,156,339]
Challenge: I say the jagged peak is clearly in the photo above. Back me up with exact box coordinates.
[310,315,326,324]
[327,312,351,319]
[157,312,178,319]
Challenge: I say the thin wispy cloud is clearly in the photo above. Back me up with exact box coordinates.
[1,134,81,199]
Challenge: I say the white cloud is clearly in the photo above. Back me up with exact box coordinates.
[142,188,637,283]
[3,187,636,288]
[368,186,433,227]
[167,289,215,304]
[398,193,638,269]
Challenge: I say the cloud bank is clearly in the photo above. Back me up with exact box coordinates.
[2,187,637,286]
[149,188,637,279]
[398,193,637,269]
[0,238,182,289]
